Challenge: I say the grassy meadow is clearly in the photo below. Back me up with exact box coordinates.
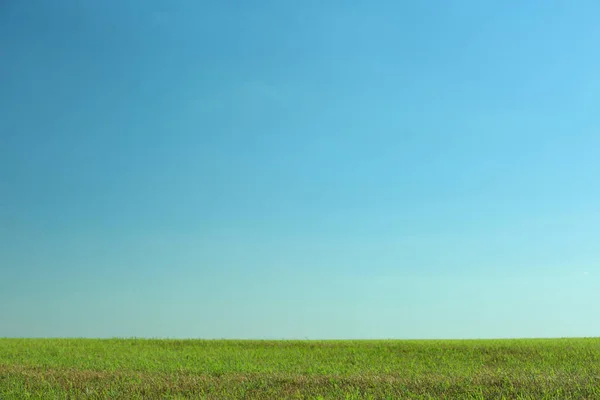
[1,338,599,399]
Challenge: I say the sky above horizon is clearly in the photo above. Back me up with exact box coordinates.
[1,1,600,339]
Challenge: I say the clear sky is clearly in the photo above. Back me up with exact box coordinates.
[1,0,599,339]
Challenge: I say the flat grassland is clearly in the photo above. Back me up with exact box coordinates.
[1,338,599,399]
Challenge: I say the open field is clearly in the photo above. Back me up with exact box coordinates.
[1,338,600,399]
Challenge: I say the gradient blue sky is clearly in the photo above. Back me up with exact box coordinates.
[1,1,599,339]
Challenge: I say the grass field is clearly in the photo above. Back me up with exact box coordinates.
[1,338,599,399]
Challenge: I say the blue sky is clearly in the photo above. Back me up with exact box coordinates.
[1,0,599,339]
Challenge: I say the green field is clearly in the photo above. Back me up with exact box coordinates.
[1,338,599,399]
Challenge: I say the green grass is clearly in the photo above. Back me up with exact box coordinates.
[1,338,600,399]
